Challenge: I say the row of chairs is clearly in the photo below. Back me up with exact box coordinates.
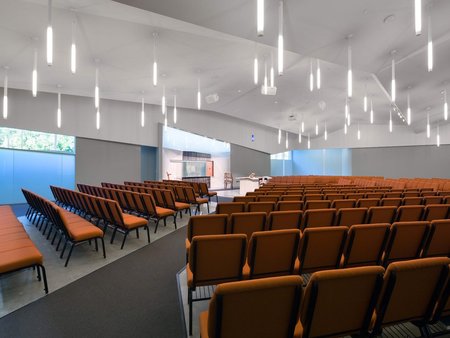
[216,203,450,225]
[101,182,209,215]
[187,227,450,336]
[157,180,219,203]
[22,189,105,267]
[0,205,48,293]
[198,258,450,338]
[50,186,151,248]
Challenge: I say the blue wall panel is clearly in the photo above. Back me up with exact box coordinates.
[0,149,75,204]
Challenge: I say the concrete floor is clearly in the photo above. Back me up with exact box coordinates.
[0,201,217,318]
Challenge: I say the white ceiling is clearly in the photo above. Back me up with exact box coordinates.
[1,0,450,139]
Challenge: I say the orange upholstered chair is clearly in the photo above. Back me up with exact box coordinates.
[267,211,303,231]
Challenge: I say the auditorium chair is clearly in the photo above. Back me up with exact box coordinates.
[366,206,397,224]
[331,199,356,210]
[257,195,279,203]
[303,200,331,210]
[215,202,245,215]
[229,212,266,241]
[267,211,303,231]
[247,202,275,214]
[301,209,336,230]
[423,196,443,205]
[422,204,450,221]
[380,198,402,207]
[421,220,450,258]
[402,197,423,206]
[356,198,380,208]
[232,196,256,203]
[276,201,303,211]
[279,195,303,201]
[395,205,425,222]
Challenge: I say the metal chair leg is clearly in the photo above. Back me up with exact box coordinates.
[64,243,75,267]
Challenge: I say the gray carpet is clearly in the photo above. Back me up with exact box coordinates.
[0,226,187,338]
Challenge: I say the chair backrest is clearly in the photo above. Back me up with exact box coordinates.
[215,202,245,215]
[247,202,275,214]
[366,192,384,199]
[331,199,356,210]
[187,214,229,242]
[380,198,402,207]
[383,221,430,266]
[395,205,425,222]
[257,195,279,203]
[301,208,336,230]
[384,192,402,198]
[184,187,199,204]
[324,193,345,202]
[247,230,301,279]
[232,196,256,203]
[342,224,390,268]
[175,186,188,202]
[356,198,380,208]
[402,197,423,206]
[423,196,443,205]
[280,195,303,201]
[188,234,247,287]
[403,191,420,197]
[229,212,267,240]
[366,206,396,224]
[276,201,303,211]
[422,220,450,258]
[422,204,450,221]
[205,276,303,338]
[373,257,450,332]
[335,208,368,227]
[432,269,450,321]
[267,211,303,231]
[304,200,331,210]
[300,266,385,338]
[303,194,323,202]
[298,226,348,274]
[346,193,365,200]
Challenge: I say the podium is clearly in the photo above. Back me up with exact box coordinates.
[237,177,261,195]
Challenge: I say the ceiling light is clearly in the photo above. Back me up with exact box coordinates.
[298,123,302,143]
[357,124,361,140]
[71,20,76,74]
[270,54,275,87]
[94,67,99,109]
[427,113,430,138]
[96,108,100,130]
[3,67,8,119]
[257,0,264,36]
[153,33,158,86]
[173,94,177,124]
[316,60,321,90]
[141,97,145,127]
[197,80,201,110]
[437,125,440,147]
[254,55,258,85]
[309,60,314,92]
[347,40,352,98]
[344,123,347,135]
[391,56,396,103]
[389,109,393,133]
[285,131,288,149]
[277,1,284,76]
[428,14,433,72]
[415,0,422,35]
[162,85,167,114]
[315,121,319,135]
[32,49,37,97]
[263,61,268,95]
[307,134,310,149]
[444,89,448,121]
[324,124,327,141]
[407,91,412,125]
[57,86,61,128]
[363,87,368,112]
[278,128,281,144]
[370,99,374,124]
[301,121,305,133]
[46,0,53,66]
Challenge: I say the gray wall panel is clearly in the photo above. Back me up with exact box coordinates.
[230,144,270,185]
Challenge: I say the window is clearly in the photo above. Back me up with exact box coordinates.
[0,127,75,154]
[270,151,291,160]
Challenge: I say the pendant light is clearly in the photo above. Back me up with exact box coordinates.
[444,89,448,121]
[197,80,201,110]
[347,38,352,98]
[307,134,310,149]
[270,54,274,87]
[407,90,412,125]
[316,60,321,90]
[357,123,361,140]
[141,97,145,127]
[57,85,61,128]
[415,0,422,35]
[315,120,319,135]
[285,131,288,149]
[301,121,305,133]
[46,0,53,66]
[257,0,264,36]
[173,94,177,124]
[32,49,37,97]
[3,67,8,119]
[278,128,281,144]
[277,1,284,76]
[298,123,302,143]
[153,33,158,86]
[428,13,433,72]
[363,84,368,112]
[253,55,258,85]
[426,113,430,138]
[437,125,440,147]
[391,53,396,103]
[263,60,268,94]
[324,123,327,141]
[71,20,77,74]
[96,107,100,130]
[309,59,314,92]
[389,109,393,133]
[162,85,166,114]
[370,99,374,124]
[344,123,348,135]
[94,67,99,109]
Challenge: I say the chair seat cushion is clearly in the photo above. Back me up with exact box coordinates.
[155,206,175,217]
[175,202,190,210]
[0,246,43,273]
[196,198,209,204]
[68,222,103,241]
[122,214,149,229]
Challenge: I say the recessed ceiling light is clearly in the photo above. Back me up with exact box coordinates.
[383,14,396,24]
[237,89,242,93]
[274,100,278,104]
